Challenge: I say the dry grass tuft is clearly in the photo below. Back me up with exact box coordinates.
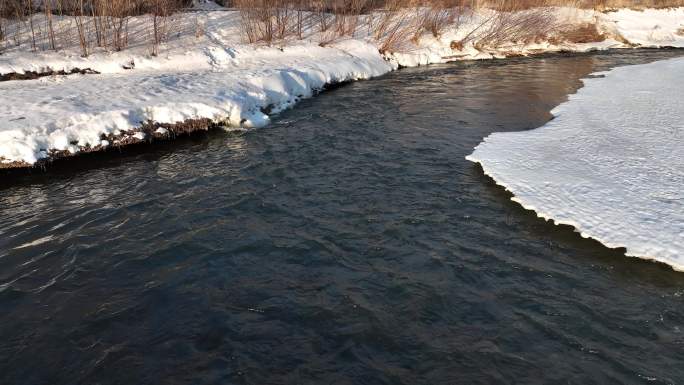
[450,39,464,50]
[551,22,605,44]
[1,0,683,57]
[234,0,298,44]
[464,6,560,50]
[416,1,458,38]
[376,8,418,53]
[0,0,188,56]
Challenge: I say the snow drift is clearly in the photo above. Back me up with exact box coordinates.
[467,57,684,271]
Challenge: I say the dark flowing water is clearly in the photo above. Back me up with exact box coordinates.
[2,50,684,385]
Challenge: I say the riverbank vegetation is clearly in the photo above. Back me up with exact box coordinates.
[0,0,682,169]
[1,0,683,57]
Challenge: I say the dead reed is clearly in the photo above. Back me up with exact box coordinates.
[0,0,189,56]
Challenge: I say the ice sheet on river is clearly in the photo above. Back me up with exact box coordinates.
[467,57,684,271]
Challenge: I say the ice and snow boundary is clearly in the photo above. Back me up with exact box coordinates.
[467,57,684,271]
[0,6,683,168]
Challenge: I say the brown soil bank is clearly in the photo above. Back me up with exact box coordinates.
[0,118,222,170]
[0,68,99,81]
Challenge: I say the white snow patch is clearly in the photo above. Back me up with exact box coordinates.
[604,8,684,48]
[132,132,146,140]
[467,57,684,271]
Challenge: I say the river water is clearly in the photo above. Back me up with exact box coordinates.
[1,50,684,385]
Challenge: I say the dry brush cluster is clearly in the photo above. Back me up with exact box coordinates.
[233,0,684,52]
[235,0,476,51]
[0,0,191,56]
[234,0,571,52]
[1,0,683,57]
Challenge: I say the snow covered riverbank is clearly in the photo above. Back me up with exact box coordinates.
[0,40,392,165]
[0,5,683,167]
[467,56,684,271]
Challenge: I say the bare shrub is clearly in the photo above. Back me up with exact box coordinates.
[418,1,459,38]
[235,0,302,44]
[149,0,177,55]
[74,0,89,56]
[0,0,189,56]
[311,1,331,34]
[0,2,5,47]
[372,0,419,43]
[100,0,135,51]
[43,0,57,50]
[26,0,35,50]
[375,7,418,54]
[457,1,560,51]
[2,0,684,58]
[313,0,369,45]
[333,0,367,37]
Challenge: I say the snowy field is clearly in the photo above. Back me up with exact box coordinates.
[467,57,684,271]
[0,4,683,166]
